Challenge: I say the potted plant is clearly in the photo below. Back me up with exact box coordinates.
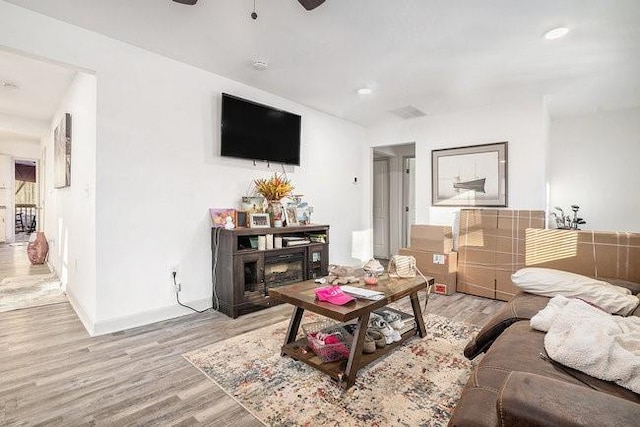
[253,173,294,226]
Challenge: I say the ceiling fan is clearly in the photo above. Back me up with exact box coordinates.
[172,0,326,11]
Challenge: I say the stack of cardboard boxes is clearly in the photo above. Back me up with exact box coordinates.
[398,209,545,300]
[399,225,457,295]
[457,209,545,301]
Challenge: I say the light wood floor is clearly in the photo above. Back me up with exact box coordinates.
[0,247,505,425]
[0,243,50,280]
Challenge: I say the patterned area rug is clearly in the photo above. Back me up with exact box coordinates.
[0,273,66,312]
[184,313,480,426]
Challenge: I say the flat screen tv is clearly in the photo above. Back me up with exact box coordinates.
[221,93,301,165]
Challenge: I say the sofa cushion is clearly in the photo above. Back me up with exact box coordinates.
[451,321,640,426]
[497,372,640,427]
[463,291,549,359]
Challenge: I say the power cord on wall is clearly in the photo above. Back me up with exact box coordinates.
[211,226,221,311]
[173,271,210,314]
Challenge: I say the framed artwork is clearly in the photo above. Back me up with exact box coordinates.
[209,208,237,228]
[54,113,72,188]
[284,205,299,227]
[236,211,248,228]
[249,213,271,228]
[432,142,508,207]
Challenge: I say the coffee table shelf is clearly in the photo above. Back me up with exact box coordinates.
[281,327,420,383]
[269,274,433,389]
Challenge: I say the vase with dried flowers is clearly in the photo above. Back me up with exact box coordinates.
[254,173,294,226]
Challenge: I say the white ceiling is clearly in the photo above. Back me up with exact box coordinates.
[0,49,76,140]
[4,0,640,126]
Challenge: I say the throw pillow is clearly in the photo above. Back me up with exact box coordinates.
[511,268,640,316]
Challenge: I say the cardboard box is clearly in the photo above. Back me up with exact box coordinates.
[495,252,525,272]
[456,265,495,299]
[459,209,499,232]
[525,229,640,282]
[455,210,546,300]
[497,210,545,231]
[458,246,497,265]
[410,225,453,253]
[495,270,518,301]
[398,248,457,295]
[433,279,456,296]
[495,233,526,255]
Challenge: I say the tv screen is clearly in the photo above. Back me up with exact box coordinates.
[221,93,301,165]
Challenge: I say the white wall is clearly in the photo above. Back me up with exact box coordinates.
[367,99,548,228]
[548,107,640,232]
[0,1,367,334]
[42,72,97,330]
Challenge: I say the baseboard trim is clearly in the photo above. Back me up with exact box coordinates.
[66,291,96,336]
[91,297,213,336]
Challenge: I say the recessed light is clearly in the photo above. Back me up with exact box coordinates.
[1,80,19,90]
[357,87,372,95]
[252,59,268,71]
[544,27,570,40]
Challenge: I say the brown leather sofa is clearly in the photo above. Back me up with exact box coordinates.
[449,281,640,426]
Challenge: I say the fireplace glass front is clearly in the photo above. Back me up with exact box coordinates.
[264,251,305,292]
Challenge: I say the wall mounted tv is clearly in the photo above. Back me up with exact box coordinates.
[221,93,301,166]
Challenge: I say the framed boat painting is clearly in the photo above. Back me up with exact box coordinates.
[432,142,507,207]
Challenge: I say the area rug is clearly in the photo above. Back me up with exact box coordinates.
[0,272,66,312]
[184,313,480,426]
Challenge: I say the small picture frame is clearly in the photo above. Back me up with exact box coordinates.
[284,205,299,227]
[237,211,248,228]
[249,213,271,228]
[209,208,237,228]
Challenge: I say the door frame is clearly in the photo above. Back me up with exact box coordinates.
[372,157,390,259]
[401,155,415,248]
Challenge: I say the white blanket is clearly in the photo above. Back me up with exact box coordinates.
[531,295,640,394]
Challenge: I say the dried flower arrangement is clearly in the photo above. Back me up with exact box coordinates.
[253,173,294,201]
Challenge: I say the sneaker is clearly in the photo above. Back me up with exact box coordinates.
[343,324,377,353]
[368,317,394,344]
[363,333,376,354]
[379,310,405,330]
[367,330,386,348]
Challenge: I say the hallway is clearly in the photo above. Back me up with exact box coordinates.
[0,242,64,313]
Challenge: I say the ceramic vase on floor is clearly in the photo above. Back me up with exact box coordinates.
[27,232,49,265]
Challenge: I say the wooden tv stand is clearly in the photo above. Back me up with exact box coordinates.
[211,224,330,318]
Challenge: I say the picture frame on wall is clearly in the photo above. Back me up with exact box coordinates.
[432,141,508,207]
[54,113,72,188]
[249,213,271,228]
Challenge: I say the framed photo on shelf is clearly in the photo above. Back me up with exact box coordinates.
[431,141,508,207]
[249,213,271,228]
[284,205,299,227]
[209,208,237,228]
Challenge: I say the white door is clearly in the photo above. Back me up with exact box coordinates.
[373,159,390,258]
[402,157,416,247]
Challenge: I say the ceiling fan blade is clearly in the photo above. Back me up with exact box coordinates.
[298,0,326,11]
[173,0,198,5]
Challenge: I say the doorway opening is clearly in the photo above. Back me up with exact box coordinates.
[14,159,38,243]
[372,143,416,258]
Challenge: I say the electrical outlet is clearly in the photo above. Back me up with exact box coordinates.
[170,267,180,292]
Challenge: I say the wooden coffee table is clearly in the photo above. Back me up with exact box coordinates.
[268,274,433,389]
